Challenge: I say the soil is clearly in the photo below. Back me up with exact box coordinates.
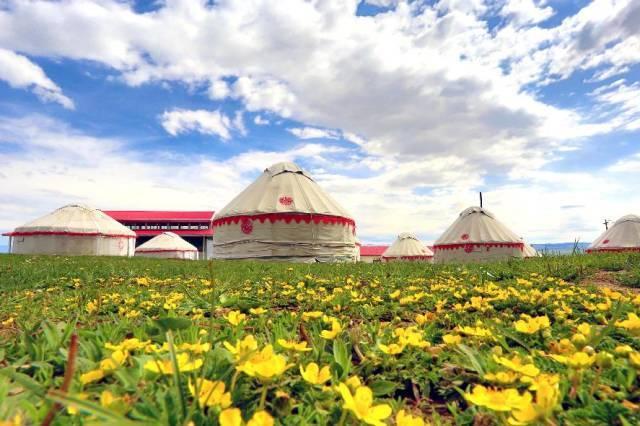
[579,270,640,295]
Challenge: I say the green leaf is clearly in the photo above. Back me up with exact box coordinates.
[369,380,397,396]
[153,317,192,332]
[0,368,46,396]
[46,391,147,425]
[333,340,350,379]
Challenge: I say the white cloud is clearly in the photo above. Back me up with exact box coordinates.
[287,126,340,140]
[253,115,269,125]
[160,109,233,139]
[0,48,74,108]
[608,152,640,173]
[500,0,553,26]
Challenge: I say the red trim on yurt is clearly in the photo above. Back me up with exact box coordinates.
[433,242,524,252]
[359,245,388,256]
[382,255,433,261]
[133,229,213,237]
[103,211,214,222]
[212,213,355,229]
[136,248,198,253]
[586,247,640,253]
[5,231,135,239]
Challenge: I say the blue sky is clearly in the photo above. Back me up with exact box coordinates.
[0,0,639,246]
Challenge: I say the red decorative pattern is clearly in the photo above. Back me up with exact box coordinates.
[278,196,293,206]
[602,239,610,244]
[240,218,254,234]
[5,231,135,239]
[213,213,355,229]
[461,234,469,240]
[434,242,524,251]
[586,247,640,253]
[382,255,433,261]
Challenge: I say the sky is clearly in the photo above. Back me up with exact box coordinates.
[0,0,639,246]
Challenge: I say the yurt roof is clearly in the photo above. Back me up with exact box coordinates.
[7,204,135,238]
[434,206,522,246]
[136,232,198,253]
[588,214,640,252]
[213,161,353,222]
[382,232,434,258]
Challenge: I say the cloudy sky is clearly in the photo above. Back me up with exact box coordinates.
[0,0,639,245]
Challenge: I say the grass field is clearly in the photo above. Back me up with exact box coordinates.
[1,253,640,425]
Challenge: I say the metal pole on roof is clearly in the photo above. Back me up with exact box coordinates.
[479,192,483,208]
[603,219,611,230]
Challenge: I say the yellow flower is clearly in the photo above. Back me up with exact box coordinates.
[395,327,430,348]
[389,290,401,299]
[237,345,290,382]
[80,368,104,385]
[442,334,462,345]
[629,352,640,368]
[493,355,539,377]
[415,314,428,325]
[484,371,519,385]
[464,385,532,412]
[378,342,405,355]
[514,316,550,334]
[225,310,246,326]
[614,345,634,356]
[302,311,323,321]
[616,313,640,335]
[219,408,242,426]
[105,338,150,352]
[277,339,312,352]
[300,362,331,385]
[338,383,392,426]
[144,353,203,374]
[247,410,274,426]
[189,379,232,408]
[179,342,212,354]
[100,349,128,371]
[457,325,493,338]
[550,352,595,369]
[66,393,88,415]
[320,319,342,340]
[0,412,23,426]
[345,375,362,390]
[509,378,560,425]
[396,409,426,426]
[99,390,124,409]
[250,307,267,315]
[224,335,259,362]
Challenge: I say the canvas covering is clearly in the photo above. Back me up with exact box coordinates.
[382,233,433,262]
[523,242,540,258]
[8,204,136,256]
[588,214,640,252]
[433,206,524,263]
[212,162,356,262]
[135,232,198,260]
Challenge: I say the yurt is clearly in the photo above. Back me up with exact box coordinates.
[433,206,524,263]
[587,214,640,253]
[381,233,433,262]
[212,162,357,262]
[135,232,198,260]
[354,237,361,262]
[523,242,541,258]
[5,204,135,256]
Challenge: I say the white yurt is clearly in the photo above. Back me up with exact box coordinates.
[433,206,524,263]
[354,236,361,262]
[212,162,357,262]
[5,204,136,256]
[523,242,541,258]
[135,232,198,260]
[381,233,433,262]
[587,214,640,253]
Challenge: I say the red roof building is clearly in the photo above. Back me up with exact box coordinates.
[102,211,215,257]
[359,245,388,262]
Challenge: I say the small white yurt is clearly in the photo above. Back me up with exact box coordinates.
[587,214,640,253]
[381,233,433,262]
[433,206,524,263]
[135,232,198,260]
[212,162,357,262]
[5,204,135,256]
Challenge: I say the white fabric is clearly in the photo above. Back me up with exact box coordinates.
[213,162,356,262]
[523,242,540,258]
[434,206,524,263]
[588,214,640,251]
[382,233,433,261]
[10,234,135,256]
[14,204,135,237]
[135,232,198,259]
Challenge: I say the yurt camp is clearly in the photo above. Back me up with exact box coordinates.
[4,204,136,256]
[587,214,640,253]
[135,232,198,260]
[212,162,357,262]
[381,233,433,262]
[433,206,524,263]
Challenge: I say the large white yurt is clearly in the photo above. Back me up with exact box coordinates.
[433,206,524,263]
[587,214,640,253]
[212,162,357,262]
[135,232,198,260]
[5,204,136,256]
[381,233,433,262]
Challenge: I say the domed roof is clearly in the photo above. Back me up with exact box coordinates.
[136,232,197,253]
[434,206,521,245]
[382,233,433,258]
[10,204,135,237]
[214,161,353,220]
[589,214,640,251]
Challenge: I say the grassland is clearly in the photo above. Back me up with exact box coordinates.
[1,253,640,425]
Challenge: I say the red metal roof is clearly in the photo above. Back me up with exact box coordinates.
[134,229,213,237]
[103,211,214,222]
[359,245,388,256]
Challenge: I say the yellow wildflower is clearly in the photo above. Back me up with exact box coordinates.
[396,409,427,426]
[247,411,274,426]
[237,345,290,382]
[144,353,203,374]
[302,311,323,321]
[219,408,242,426]
[320,319,342,340]
[250,307,267,315]
[464,385,532,412]
[338,383,392,426]
[224,335,259,362]
[509,378,560,425]
[484,371,519,384]
[550,352,595,369]
[277,339,312,352]
[629,352,640,368]
[80,368,104,385]
[493,355,539,377]
[225,310,246,326]
[300,362,331,385]
[616,313,640,335]
[378,342,405,355]
[442,334,462,345]
[189,378,232,408]
[514,315,550,334]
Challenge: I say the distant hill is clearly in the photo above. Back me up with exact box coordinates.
[532,242,590,254]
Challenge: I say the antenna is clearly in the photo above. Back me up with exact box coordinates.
[479,192,483,208]
[603,219,611,230]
